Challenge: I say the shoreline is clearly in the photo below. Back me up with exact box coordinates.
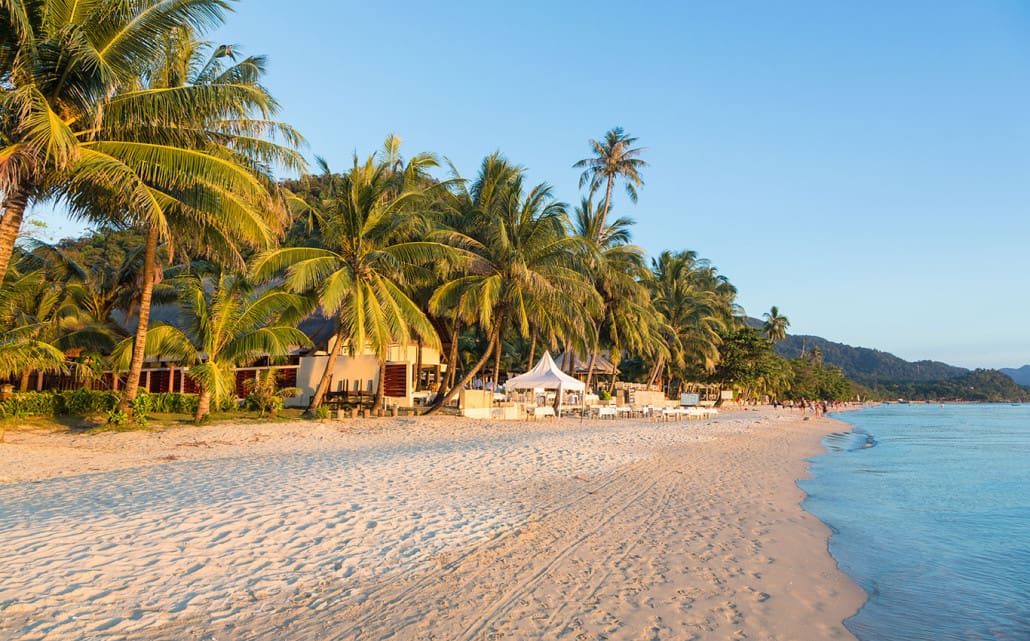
[0,409,865,640]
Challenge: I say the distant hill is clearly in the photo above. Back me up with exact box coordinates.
[1000,365,1030,386]
[887,369,1029,403]
[772,333,968,386]
[741,319,1025,400]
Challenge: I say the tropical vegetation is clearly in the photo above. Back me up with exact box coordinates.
[1,2,905,424]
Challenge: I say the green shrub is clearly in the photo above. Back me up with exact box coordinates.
[61,388,119,415]
[135,392,199,415]
[0,390,200,419]
[0,391,59,418]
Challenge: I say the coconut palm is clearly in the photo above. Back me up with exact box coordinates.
[0,4,303,415]
[762,306,790,343]
[0,0,282,283]
[123,269,311,423]
[0,247,115,386]
[570,196,654,392]
[0,268,69,382]
[107,35,304,415]
[252,153,448,414]
[426,153,599,414]
[648,251,736,393]
[572,127,647,241]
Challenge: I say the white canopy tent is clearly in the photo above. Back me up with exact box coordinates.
[505,352,585,417]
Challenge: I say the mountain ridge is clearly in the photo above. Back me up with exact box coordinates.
[1000,365,1030,386]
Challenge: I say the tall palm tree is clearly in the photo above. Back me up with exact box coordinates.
[426,153,598,414]
[762,306,790,343]
[570,196,654,392]
[572,127,647,241]
[109,36,304,415]
[252,153,448,414]
[0,0,276,283]
[123,269,311,423]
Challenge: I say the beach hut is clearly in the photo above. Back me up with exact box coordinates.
[505,352,585,417]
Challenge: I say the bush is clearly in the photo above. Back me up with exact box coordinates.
[61,388,119,415]
[244,371,301,417]
[133,392,199,415]
[0,392,60,418]
[0,390,200,418]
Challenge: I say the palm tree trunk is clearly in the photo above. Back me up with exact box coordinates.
[597,175,615,242]
[439,323,460,393]
[375,358,387,412]
[424,327,499,416]
[491,334,502,392]
[584,341,599,394]
[18,370,30,393]
[307,325,347,415]
[118,223,159,416]
[414,338,423,390]
[0,188,29,284]
[195,385,211,424]
[527,334,536,369]
[647,354,664,389]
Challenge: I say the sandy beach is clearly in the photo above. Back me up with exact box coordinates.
[0,409,864,640]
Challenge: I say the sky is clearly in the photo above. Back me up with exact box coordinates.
[33,1,1030,369]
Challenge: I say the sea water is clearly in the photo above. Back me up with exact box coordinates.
[802,404,1030,641]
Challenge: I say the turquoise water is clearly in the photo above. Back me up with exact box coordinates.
[802,404,1030,641]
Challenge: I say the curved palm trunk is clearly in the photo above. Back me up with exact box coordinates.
[646,354,664,389]
[195,385,211,424]
[375,358,387,412]
[424,328,498,416]
[439,324,460,394]
[307,325,347,415]
[0,189,30,284]
[491,335,503,392]
[584,345,599,394]
[118,224,159,416]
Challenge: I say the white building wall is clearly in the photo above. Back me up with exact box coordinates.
[287,342,443,409]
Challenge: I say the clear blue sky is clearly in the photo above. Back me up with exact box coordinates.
[34,1,1030,369]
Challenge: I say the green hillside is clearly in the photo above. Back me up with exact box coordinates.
[773,334,967,386]
[878,369,1029,403]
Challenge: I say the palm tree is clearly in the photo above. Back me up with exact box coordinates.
[570,196,654,392]
[109,36,304,415]
[0,268,68,382]
[0,0,280,283]
[124,269,311,423]
[572,128,647,241]
[762,306,790,343]
[648,251,736,394]
[425,153,598,414]
[252,153,448,415]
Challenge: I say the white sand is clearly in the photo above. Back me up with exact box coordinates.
[0,409,864,640]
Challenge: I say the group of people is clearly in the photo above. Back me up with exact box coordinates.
[772,398,848,416]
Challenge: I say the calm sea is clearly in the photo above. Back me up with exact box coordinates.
[801,404,1030,641]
